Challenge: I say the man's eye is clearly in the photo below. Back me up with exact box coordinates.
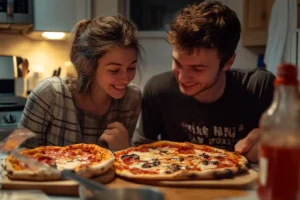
[194,68,204,72]
[128,68,136,71]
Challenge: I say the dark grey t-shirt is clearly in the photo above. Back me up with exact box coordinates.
[132,68,275,151]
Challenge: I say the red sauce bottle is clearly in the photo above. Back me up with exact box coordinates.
[257,64,300,200]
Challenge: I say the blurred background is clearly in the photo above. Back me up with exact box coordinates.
[0,0,299,137]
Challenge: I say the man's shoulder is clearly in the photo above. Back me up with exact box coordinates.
[229,68,274,78]
[144,71,177,94]
[228,68,275,87]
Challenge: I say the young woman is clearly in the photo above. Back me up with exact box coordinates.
[19,15,142,151]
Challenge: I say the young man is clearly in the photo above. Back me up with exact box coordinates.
[132,1,275,162]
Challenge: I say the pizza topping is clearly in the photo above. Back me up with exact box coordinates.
[178,146,195,154]
[130,168,159,174]
[139,147,150,152]
[200,153,210,159]
[167,164,181,172]
[121,154,140,160]
[141,158,161,168]
[122,157,138,165]
[169,157,184,162]
[202,160,209,166]
[211,160,219,165]
[159,150,168,155]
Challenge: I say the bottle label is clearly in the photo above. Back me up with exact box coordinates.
[259,157,268,186]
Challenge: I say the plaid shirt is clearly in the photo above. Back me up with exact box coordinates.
[19,77,142,149]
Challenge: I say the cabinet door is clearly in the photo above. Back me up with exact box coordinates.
[33,0,91,32]
[242,0,274,46]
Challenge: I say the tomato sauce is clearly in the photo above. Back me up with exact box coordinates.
[130,168,159,174]
[257,144,300,200]
[178,146,195,154]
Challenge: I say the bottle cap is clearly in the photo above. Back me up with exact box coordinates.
[274,63,298,86]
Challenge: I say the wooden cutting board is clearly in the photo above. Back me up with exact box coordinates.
[1,168,115,196]
[128,169,258,189]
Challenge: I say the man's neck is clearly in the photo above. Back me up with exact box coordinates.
[194,72,227,103]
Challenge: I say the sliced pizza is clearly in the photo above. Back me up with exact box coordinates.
[4,143,114,181]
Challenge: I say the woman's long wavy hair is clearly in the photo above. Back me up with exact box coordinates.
[70,15,141,94]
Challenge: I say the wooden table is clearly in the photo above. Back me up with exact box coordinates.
[105,178,250,200]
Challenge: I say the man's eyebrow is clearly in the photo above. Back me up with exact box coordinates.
[106,60,137,66]
[172,56,207,68]
[190,64,207,68]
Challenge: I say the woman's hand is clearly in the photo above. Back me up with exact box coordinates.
[99,122,130,151]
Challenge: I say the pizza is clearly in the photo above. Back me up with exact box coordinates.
[3,143,114,181]
[114,141,249,180]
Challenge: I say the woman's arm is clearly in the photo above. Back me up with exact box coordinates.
[18,79,55,148]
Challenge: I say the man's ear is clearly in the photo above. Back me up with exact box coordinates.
[222,53,236,71]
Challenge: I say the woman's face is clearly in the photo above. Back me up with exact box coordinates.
[92,47,137,99]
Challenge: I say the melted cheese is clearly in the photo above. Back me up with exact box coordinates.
[56,159,82,170]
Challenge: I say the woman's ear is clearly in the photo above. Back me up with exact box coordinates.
[80,58,93,74]
[222,53,236,71]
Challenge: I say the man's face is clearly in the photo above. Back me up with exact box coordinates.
[172,48,231,98]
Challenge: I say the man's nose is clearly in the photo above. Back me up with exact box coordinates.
[178,69,192,83]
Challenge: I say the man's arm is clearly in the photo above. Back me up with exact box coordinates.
[132,76,165,146]
[235,69,275,161]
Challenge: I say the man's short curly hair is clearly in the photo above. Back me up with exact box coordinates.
[167,1,241,68]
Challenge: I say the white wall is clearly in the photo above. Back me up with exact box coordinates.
[226,0,258,70]
[92,0,118,17]
[0,34,71,80]
[133,0,258,90]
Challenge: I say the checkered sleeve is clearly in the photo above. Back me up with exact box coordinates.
[18,79,55,148]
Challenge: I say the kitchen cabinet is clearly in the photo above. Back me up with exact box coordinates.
[25,0,91,40]
[242,0,274,46]
[91,0,119,18]
[33,0,91,32]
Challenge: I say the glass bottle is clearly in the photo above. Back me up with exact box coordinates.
[257,64,300,200]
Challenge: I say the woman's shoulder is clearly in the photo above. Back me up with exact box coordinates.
[125,83,142,99]
[33,77,73,99]
[123,83,142,104]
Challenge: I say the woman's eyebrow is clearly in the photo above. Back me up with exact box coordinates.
[106,60,137,66]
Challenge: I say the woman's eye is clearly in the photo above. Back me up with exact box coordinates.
[109,69,120,73]
[128,68,136,71]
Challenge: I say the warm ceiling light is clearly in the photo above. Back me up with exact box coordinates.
[42,32,66,40]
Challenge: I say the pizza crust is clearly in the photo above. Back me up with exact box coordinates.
[4,161,61,181]
[74,155,114,178]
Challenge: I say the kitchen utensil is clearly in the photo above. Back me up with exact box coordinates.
[0,128,36,153]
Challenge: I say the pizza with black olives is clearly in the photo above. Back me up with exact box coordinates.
[114,141,249,180]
